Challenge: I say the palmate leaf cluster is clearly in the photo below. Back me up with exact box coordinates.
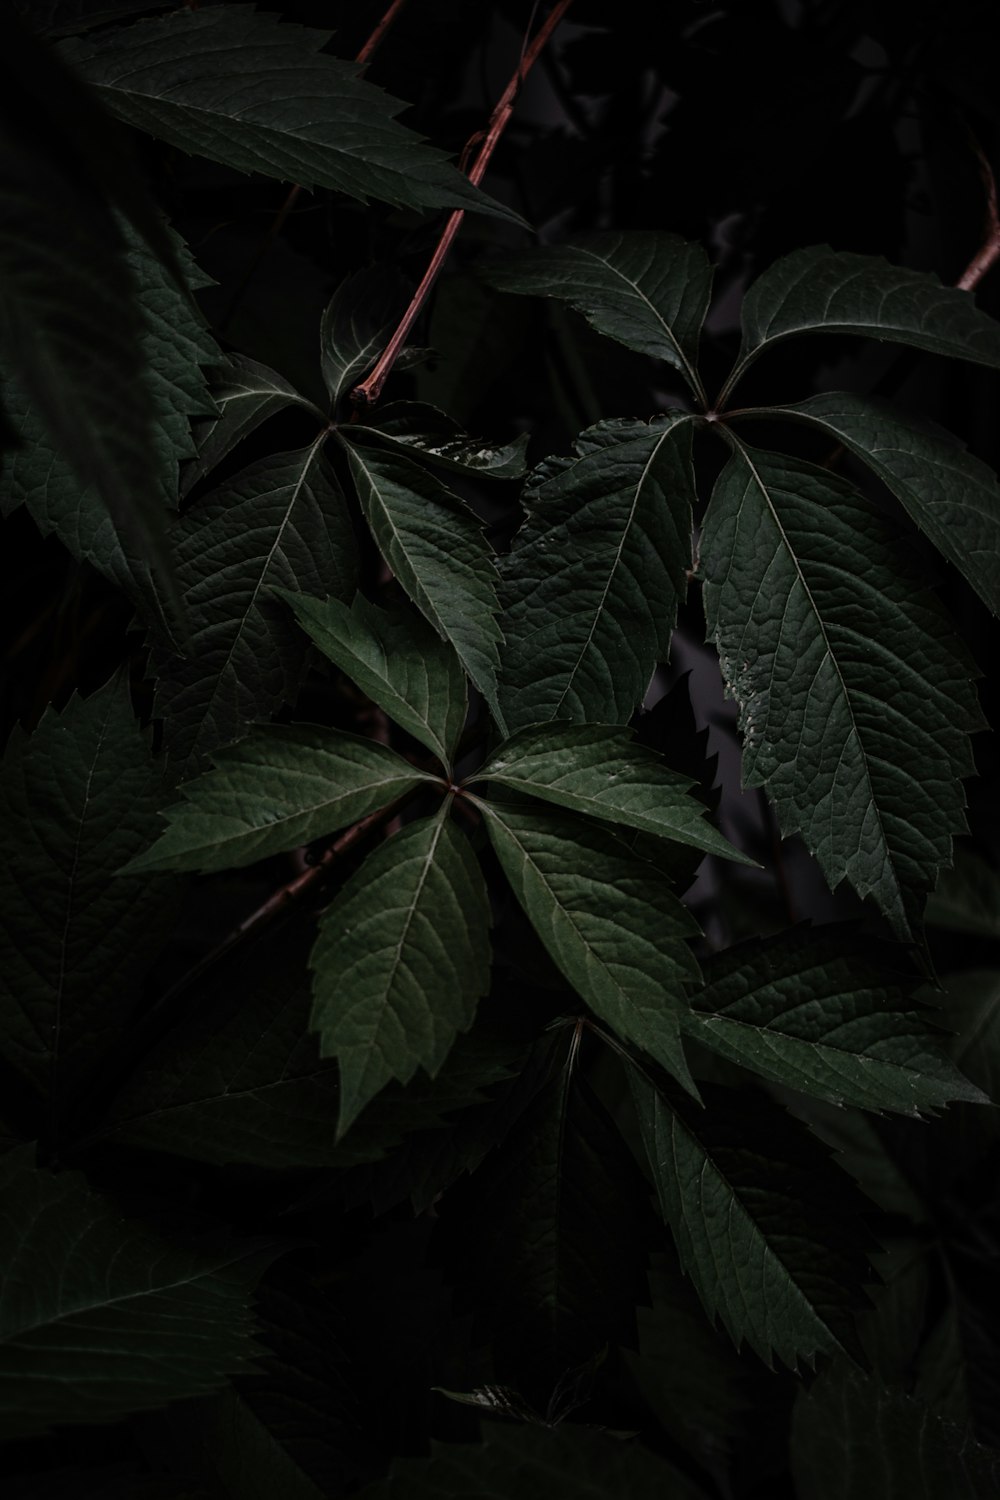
[2,2,1000,1496]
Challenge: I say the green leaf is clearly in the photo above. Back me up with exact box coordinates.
[790,1364,1000,1499]
[927,848,1000,939]
[438,1046,652,1403]
[351,401,530,480]
[276,589,467,767]
[685,929,986,1114]
[343,442,505,728]
[472,722,751,865]
[154,442,358,767]
[319,266,409,409]
[0,672,178,1103]
[61,5,516,219]
[478,802,701,1095]
[0,1147,277,1439]
[2,217,218,632]
[700,441,982,940]
[181,354,318,499]
[727,246,1000,396]
[482,231,712,402]
[760,392,1000,617]
[310,808,492,1135]
[629,1073,874,1368]
[499,416,695,731]
[361,1421,710,1500]
[124,725,434,875]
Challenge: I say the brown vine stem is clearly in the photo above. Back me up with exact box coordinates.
[957,139,1000,292]
[350,0,576,411]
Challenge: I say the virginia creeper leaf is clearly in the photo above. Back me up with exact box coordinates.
[310,808,492,1135]
[478,801,701,1095]
[472,722,751,864]
[0,1147,277,1439]
[181,354,318,500]
[499,416,695,731]
[319,266,410,409]
[728,246,1000,395]
[343,442,505,728]
[124,726,434,874]
[482,231,712,401]
[351,401,530,480]
[700,442,982,939]
[685,928,986,1114]
[629,1073,874,1369]
[154,442,358,767]
[276,589,467,766]
[760,392,1000,616]
[0,671,178,1103]
[61,5,517,219]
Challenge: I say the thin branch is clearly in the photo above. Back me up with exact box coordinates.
[957,139,1000,292]
[355,0,411,69]
[350,0,576,411]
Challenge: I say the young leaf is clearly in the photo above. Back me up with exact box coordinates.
[478,801,701,1095]
[629,1073,874,1369]
[482,231,713,402]
[124,726,435,875]
[499,416,695,731]
[181,354,319,499]
[790,1364,1000,1499]
[759,392,1000,616]
[437,1046,652,1404]
[61,5,517,219]
[700,441,982,940]
[310,808,492,1135]
[361,1420,710,1500]
[154,442,358,767]
[319,266,410,410]
[727,246,1000,396]
[0,672,178,1104]
[351,401,530,480]
[343,442,505,728]
[685,928,986,1114]
[276,589,467,767]
[0,1147,278,1439]
[472,722,750,864]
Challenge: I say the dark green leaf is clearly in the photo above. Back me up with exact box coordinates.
[11,1,171,39]
[479,802,701,1095]
[343,442,505,728]
[154,442,358,767]
[762,392,1000,616]
[352,401,530,479]
[310,808,492,1134]
[124,725,435,874]
[62,5,517,219]
[0,1147,277,1439]
[728,246,1000,396]
[473,722,750,864]
[181,353,318,500]
[319,266,409,409]
[685,928,985,1114]
[0,672,178,1103]
[499,416,695,731]
[791,1364,1000,1499]
[482,231,712,401]
[277,589,467,767]
[629,1072,874,1368]
[700,442,982,939]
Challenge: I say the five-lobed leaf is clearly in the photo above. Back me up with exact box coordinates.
[629,1072,874,1369]
[124,725,436,875]
[61,4,517,220]
[343,441,506,729]
[310,807,492,1136]
[685,928,986,1115]
[700,440,982,940]
[0,1147,278,1439]
[499,416,696,731]
[478,801,701,1095]
[482,231,713,402]
[472,722,751,865]
[277,589,467,767]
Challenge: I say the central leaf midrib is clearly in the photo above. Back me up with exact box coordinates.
[569,245,704,398]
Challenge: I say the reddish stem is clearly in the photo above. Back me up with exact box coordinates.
[350,0,576,410]
[958,141,1000,291]
[356,0,411,69]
